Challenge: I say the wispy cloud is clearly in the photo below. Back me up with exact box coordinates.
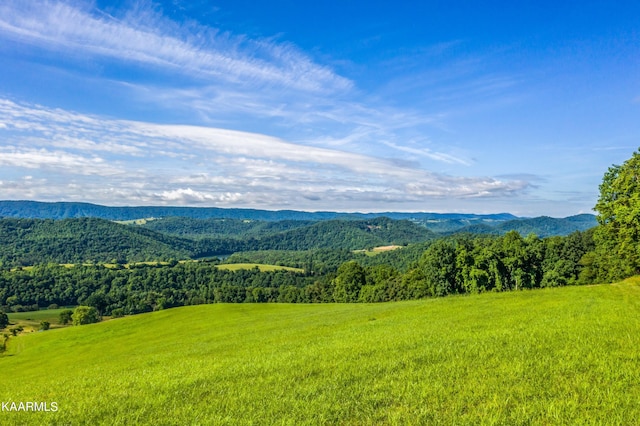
[0,147,122,175]
[0,0,351,93]
[0,99,531,210]
[381,140,471,165]
[0,0,468,168]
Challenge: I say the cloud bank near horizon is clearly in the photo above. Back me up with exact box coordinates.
[0,99,531,211]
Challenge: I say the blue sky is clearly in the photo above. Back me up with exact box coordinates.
[0,0,638,216]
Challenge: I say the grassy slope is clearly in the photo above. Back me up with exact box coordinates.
[2,280,640,425]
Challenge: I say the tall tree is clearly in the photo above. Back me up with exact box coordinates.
[420,240,458,296]
[594,149,640,280]
[333,261,366,302]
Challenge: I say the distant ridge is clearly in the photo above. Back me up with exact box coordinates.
[0,201,596,237]
[452,214,598,238]
[0,200,518,222]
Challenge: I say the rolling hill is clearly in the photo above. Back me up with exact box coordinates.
[0,216,436,266]
[452,214,598,237]
[0,217,192,266]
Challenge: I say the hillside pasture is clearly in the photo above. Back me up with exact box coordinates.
[1,280,640,424]
[216,263,305,272]
[5,308,74,332]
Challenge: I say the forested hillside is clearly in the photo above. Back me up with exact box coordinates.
[140,217,315,238]
[0,216,435,266]
[0,229,596,314]
[0,218,191,266]
[450,214,597,237]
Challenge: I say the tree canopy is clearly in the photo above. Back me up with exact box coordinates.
[594,149,640,280]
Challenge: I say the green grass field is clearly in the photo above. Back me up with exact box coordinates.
[216,263,305,272]
[6,308,74,332]
[2,280,640,424]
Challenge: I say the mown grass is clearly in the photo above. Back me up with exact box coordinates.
[1,280,640,425]
[216,263,305,272]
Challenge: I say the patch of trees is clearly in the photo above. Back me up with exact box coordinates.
[335,230,596,302]
[0,263,318,315]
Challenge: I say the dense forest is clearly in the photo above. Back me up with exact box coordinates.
[0,216,434,266]
[0,213,596,268]
[0,229,596,315]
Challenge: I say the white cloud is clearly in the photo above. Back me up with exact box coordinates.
[154,188,243,204]
[0,98,532,209]
[0,1,476,173]
[0,147,122,176]
[381,140,471,165]
[0,0,351,93]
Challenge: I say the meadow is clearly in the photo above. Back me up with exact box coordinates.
[6,308,73,332]
[1,279,640,425]
[215,263,305,272]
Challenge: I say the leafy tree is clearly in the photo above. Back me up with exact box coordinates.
[419,239,458,297]
[333,261,366,302]
[39,321,50,331]
[72,306,101,326]
[83,292,108,315]
[594,149,640,280]
[59,309,73,325]
[0,311,8,329]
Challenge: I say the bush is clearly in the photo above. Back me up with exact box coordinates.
[0,311,8,329]
[111,308,124,318]
[72,306,101,326]
[59,309,73,325]
[39,321,50,331]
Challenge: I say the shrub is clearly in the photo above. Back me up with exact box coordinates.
[59,309,73,325]
[0,311,8,329]
[72,306,101,326]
